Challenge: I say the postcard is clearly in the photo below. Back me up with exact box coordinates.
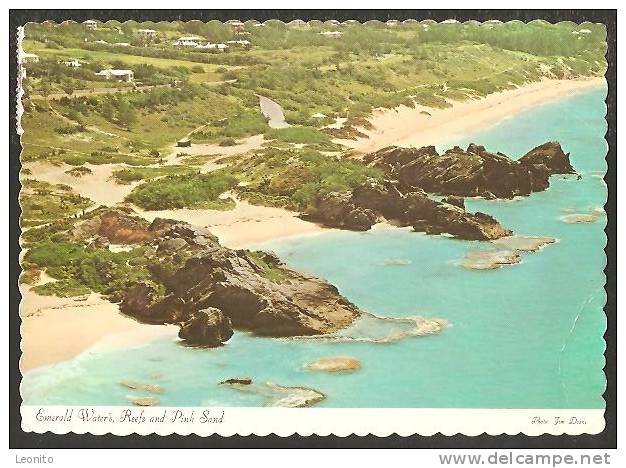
[14,14,611,439]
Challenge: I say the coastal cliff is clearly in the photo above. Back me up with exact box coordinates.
[363,141,575,199]
[304,179,511,240]
[73,210,361,345]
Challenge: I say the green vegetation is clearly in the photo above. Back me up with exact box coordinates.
[265,126,333,145]
[126,171,238,210]
[248,251,289,283]
[232,147,383,210]
[111,165,193,184]
[23,241,156,298]
[20,179,93,227]
[190,109,270,143]
[19,20,608,299]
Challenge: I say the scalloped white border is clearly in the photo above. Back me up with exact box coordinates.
[15,17,609,438]
[22,407,605,436]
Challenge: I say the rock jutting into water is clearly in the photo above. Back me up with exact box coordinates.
[460,249,522,270]
[70,209,367,345]
[220,377,253,385]
[120,380,164,394]
[362,141,575,199]
[491,235,556,252]
[291,312,446,343]
[560,212,602,224]
[304,179,511,240]
[306,357,361,372]
[461,235,557,270]
[383,258,413,266]
[178,308,234,348]
[127,396,160,406]
[221,380,326,407]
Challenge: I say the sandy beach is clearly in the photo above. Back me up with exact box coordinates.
[135,196,329,249]
[20,77,606,372]
[19,285,178,372]
[341,77,607,153]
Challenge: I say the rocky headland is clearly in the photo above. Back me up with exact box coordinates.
[362,141,575,199]
[304,179,511,240]
[303,141,574,241]
[71,209,363,346]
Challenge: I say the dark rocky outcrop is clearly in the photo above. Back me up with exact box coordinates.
[304,180,511,240]
[311,192,379,231]
[363,141,575,199]
[115,213,361,340]
[178,308,234,347]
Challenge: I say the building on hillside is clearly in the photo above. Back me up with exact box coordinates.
[19,52,40,64]
[93,39,109,44]
[177,138,191,147]
[61,59,82,67]
[136,28,158,39]
[83,20,98,30]
[318,31,343,38]
[225,40,251,49]
[196,42,229,52]
[114,42,131,47]
[173,36,203,47]
[95,69,134,82]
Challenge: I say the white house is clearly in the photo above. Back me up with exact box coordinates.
[114,42,131,47]
[318,31,343,38]
[61,59,81,67]
[196,42,228,51]
[226,39,251,48]
[136,28,158,39]
[173,36,203,47]
[95,69,134,82]
[19,52,39,64]
[83,20,98,30]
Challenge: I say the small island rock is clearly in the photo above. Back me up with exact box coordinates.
[307,356,361,372]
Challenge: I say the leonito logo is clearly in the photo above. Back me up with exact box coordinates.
[15,454,54,464]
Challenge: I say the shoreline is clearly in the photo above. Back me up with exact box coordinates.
[19,286,178,373]
[340,77,607,153]
[20,77,605,372]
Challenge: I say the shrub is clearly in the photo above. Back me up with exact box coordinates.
[126,171,239,210]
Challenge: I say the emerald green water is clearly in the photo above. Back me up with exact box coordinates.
[21,86,607,408]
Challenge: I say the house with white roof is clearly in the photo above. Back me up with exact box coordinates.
[319,31,343,38]
[136,28,158,39]
[173,36,203,47]
[226,39,251,48]
[95,69,134,82]
[61,58,82,67]
[196,42,229,52]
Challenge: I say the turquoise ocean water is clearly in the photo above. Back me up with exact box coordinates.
[21,86,608,408]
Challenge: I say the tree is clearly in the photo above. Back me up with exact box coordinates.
[39,81,53,101]
[60,80,76,97]
[116,99,137,128]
